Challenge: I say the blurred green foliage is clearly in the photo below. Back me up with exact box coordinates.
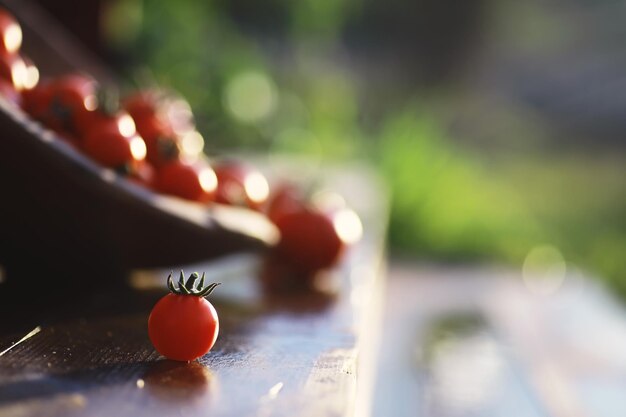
[113,0,626,295]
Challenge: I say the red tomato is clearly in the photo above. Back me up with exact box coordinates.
[155,160,217,202]
[21,81,52,119]
[82,114,147,169]
[0,9,22,55]
[148,272,220,361]
[274,207,344,272]
[133,113,181,167]
[123,90,161,121]
[265,182,305,223]
[25,74,98,136]
[213,160,270,210]
[50,74,99,136]
[124,90,195,135]
[124,91,183,167]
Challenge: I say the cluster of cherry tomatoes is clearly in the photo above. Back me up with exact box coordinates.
[0,7,362,279]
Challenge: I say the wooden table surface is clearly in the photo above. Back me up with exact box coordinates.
[0,166,387,417]
[373,262,626,417]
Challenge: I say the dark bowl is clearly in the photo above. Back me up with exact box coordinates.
[0,0,277,278]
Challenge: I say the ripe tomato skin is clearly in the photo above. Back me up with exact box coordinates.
[25,74,98,136]
[274,207,344,272]
[21,81,52,119]
[0,9,21,55]
[82,116,146,169]
[51,74,99,136]
[213,161,270,210]
[134,113,180,167]
[148,293,219,361]
[124,90,160,121]
[155,160,217,202]
[265,183,304,224]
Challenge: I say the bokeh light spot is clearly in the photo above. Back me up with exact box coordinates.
[199,168,218,193]
[333,208,363,245]
[4,24,22,54]
[129,136,147,161]
[224,71,277,123]
[522,244,566,295]
[244,171,269,204]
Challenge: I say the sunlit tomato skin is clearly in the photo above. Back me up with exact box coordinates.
[213,161,270,210]
[20,55,38,90]
[0,51,26,90]
[148,293,219,362]
[155,160,217,202]
[274,208,344,272]
[82,116,147,169]
[0,9,22,55]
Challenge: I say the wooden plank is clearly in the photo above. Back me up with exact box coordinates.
[0,164,388,417]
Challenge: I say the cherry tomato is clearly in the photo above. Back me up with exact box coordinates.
[123,90,161,121]
[82,113,147,170]
[213,160,270,210]
[51,74,100,136]
[124,91,184,167]
[149,271,220,362]
[0,9,22,55]
[265,182,305,224]
[21,80,52,119]
[155,160,217,202]
[25,74,98,136]
[274,207,344,272]
[133,113,181,167]
[124,90,195,136]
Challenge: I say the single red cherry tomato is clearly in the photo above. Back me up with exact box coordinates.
[0,9,22,55]
[27,74,98,136]
[149,271,220,362]
[213,160,270,210]
[274,207,344,272]
[82,114,147,170]
[155,160,217,202]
